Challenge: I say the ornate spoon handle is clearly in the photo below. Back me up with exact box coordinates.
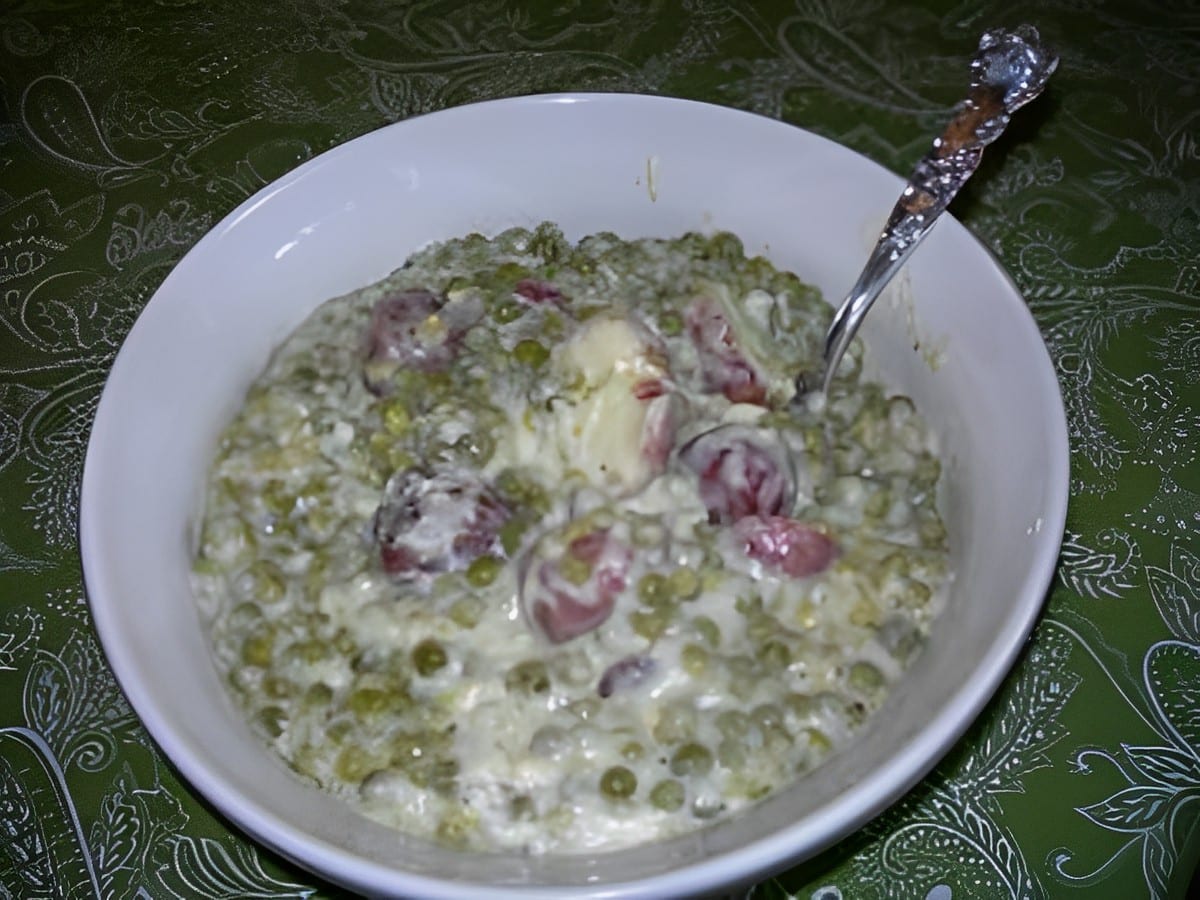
[818,25,1059,395]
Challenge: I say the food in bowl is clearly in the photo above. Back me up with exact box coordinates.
[190,223,949,853]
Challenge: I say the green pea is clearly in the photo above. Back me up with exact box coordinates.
[637,572,670,606]
[903,578,933,608]
[427,369,453,391]
[303,555,329,602]
[600,765,637,799]
[762,722,793,753]
[569,698,600,721]
[919,516,947,546]
[348,687,393,719]
[291,363,321,384]
[454,431,495,465]
[286,638,329,665]
[412,638,448,676]
[886,622,922,663]
[495,469,524,498]
[650,779,685,811]
[864,487,891,518]
[760,640,791,670]
[745,616,777,646]
[390,731,427,765]
[262,675,293,699]
[492,300,524,323]
[717,738,747,769]
[498,519,529,556]
[752,703,785,731]
[652,705,696,746]
[620,740,645,761]
[513,339,549,369]
[334,745,377,782]
[680,643,709,677]
[494,261,530,283]
[505,660,550,695]
[542,311,565,340]
[449,596,484,629]
[667,567,701,600]
[848,661,885,694]
[630,609,668,641]
[727,655,758,698]
[877,551,910,580]
[227,601,263,632]
[716,711,751,739]
[436,808,478,846]
[466,555,503,587]
[261,480,294,517]
[304,683,333,707]
[670,742,714,777]
[305,505,334,537]
[327,719,353,745]
[241,560,286,604]
[659,310,683,336]
[806,728,832,755]
[331,629,355,656]
[849,596,881,628]
[914,456,941,489]
[241,629,275,668]
[529,222,568,262]
[257,706,287,738]
[705,231,744,261]
[382,399,411,435]
[692,616,720,648]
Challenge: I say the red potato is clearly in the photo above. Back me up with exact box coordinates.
[678,424,796,525]
[685,296,768,405]
[522,527,632,643]
[733,515,837,577]
[362,289,482,394]
[514,278,564,304]
[374,465,509,579]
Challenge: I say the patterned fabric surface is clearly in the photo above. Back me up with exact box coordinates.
[1,1,1197,897]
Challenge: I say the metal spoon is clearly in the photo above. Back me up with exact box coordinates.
[814,25,1059,397]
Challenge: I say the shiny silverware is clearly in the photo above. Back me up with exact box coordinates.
[815,25,1059,397]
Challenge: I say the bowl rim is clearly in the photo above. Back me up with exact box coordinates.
[80,90,1070,899]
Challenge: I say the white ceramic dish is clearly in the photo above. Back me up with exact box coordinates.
[80,93,1069,899]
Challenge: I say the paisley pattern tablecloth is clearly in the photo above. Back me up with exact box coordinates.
[2,2,1197,897]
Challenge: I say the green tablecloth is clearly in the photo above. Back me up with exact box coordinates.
[2,2,1197,897]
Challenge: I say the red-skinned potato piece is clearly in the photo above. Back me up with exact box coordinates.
[678,424,796,525]
[639,393,676,477]
[685,297,767,405]
[733,515,837,577]
[597,655,657,698]
[522,528,632,643]
[362,288,482,394]
[514,278,563,304]
[374,465,509,579]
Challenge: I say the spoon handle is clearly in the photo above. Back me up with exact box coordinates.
[819,25,1059,395]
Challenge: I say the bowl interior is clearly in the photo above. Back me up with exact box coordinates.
[81,93,1068,899]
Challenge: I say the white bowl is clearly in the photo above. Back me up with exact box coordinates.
[81,93,1068,899]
